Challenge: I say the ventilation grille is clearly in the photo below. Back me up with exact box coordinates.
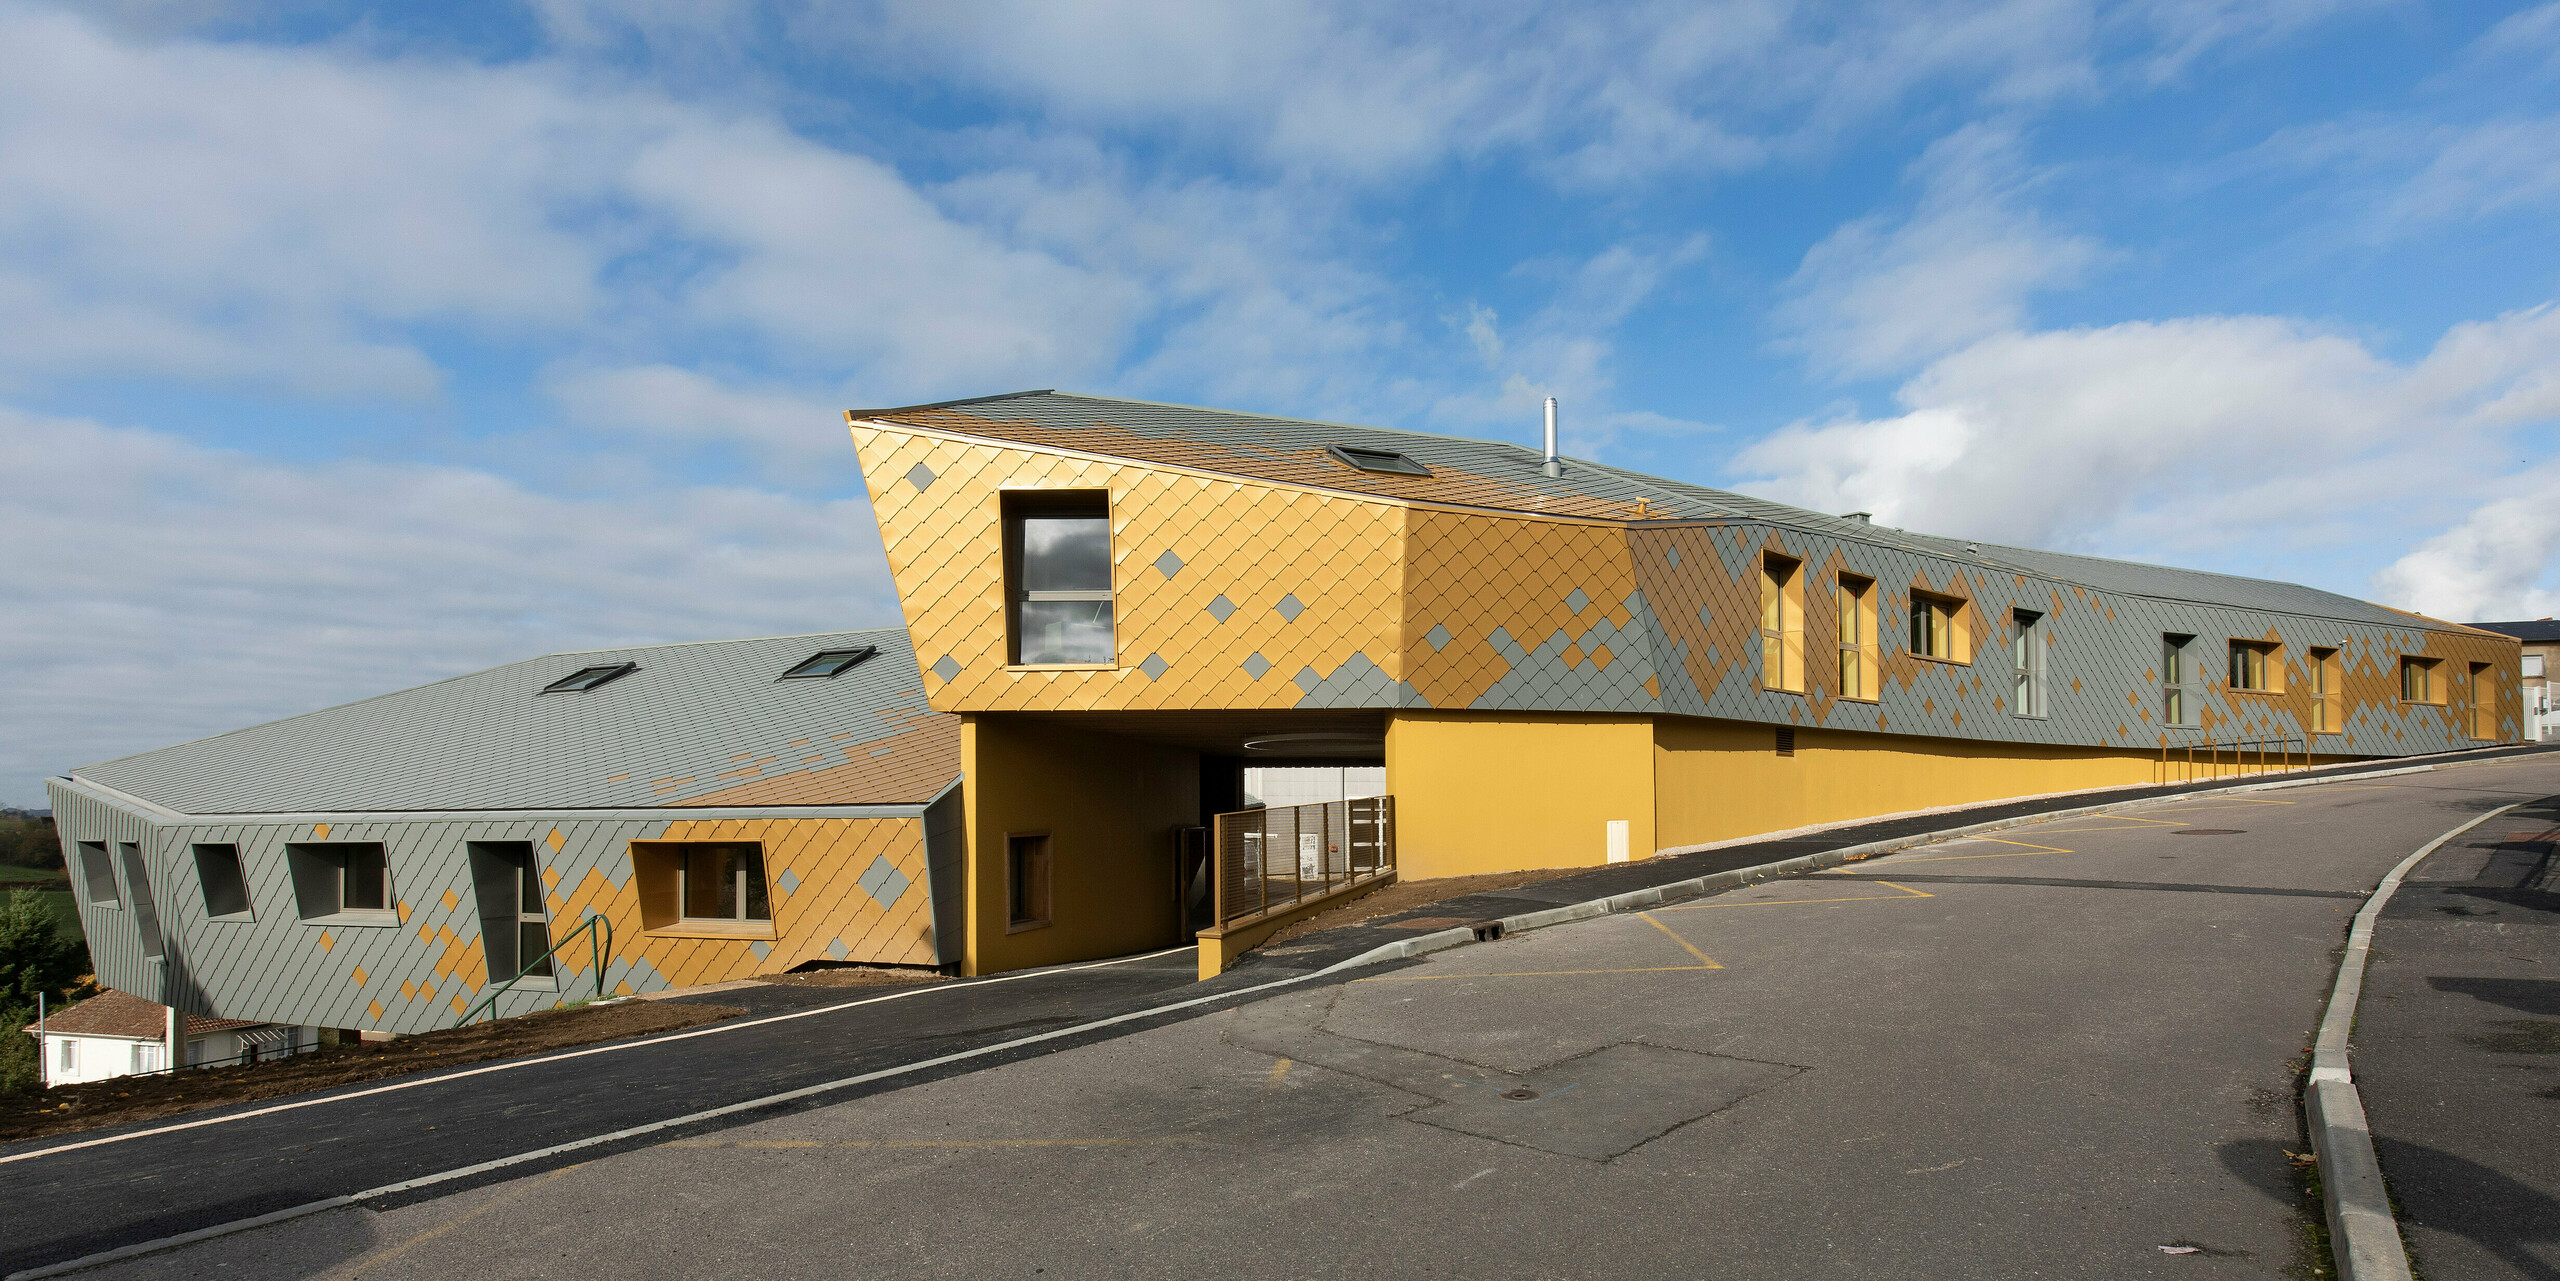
[1775,727,1796,757]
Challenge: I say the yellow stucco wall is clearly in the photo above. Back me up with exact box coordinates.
[961,714,1198,975]
[1384,712,1656,878]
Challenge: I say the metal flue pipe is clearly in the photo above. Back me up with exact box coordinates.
[1542,397,1562,478]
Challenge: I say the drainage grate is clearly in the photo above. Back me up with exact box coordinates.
[1775,727,1796,757]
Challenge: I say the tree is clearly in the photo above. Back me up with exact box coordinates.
[0,889,91,1094]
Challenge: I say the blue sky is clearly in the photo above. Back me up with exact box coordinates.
[6,1,2559,805]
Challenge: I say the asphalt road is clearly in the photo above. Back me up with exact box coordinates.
[33,752,2557,1281]
[2355,797,2560,1280]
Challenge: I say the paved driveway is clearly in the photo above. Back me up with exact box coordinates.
[42,754,2558,1281]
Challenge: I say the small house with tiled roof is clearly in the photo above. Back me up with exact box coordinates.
[22,987,291,1086]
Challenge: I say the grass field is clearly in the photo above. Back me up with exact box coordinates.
[0,865,63,883]
[2,868,86,945]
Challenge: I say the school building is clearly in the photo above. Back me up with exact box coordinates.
[48,392,2521,1034]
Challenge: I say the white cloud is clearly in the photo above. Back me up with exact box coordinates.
[0,404,898,806]
[2372,468,2560,621]
[543,364,858,481]
[1777,123,2101,377]
[1731,305,2560,573]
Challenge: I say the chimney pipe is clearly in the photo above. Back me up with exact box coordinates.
[1541,397,1562,478]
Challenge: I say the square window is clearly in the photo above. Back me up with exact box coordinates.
[1006,493,1113,665]
[286,843,396,923]
[2227,640,2282,693]
[2400,656,2442,705]
[193,844,252,918]
[680,843,770,922]
[1909,590,1972,662]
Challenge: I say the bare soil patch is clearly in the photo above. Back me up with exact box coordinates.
[1260,867,1575,950]
[0,999,742,1145]
[765,966,951,989]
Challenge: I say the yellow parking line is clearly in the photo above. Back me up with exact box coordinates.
[1267,1057,1292,1087]
[1640,911,1725,966]
[1660,882,1936,908]
[1898,836,2072,862]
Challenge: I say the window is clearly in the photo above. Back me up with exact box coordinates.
[57,1039,75,1073]
[781,646,878,679]
[542,662,637,694]
[2163,634,2196,726]
[1325,444,1432,476]
[1908,591,1971,662]
[1836,575,1880,701]
[2526,653,2546,679]
[2309,647,2345,734]
[1760,554,1804,693]
[1774,727,1796,757]
[119,844,163,961]
[286,842,395,922]
[469,842,554,981]
[2471,662,2497,740]
[2228,640,2282,693]
[193,844,251,918]
[2400,656,2442,704]
[1007,832,1052,932]
[679,843,770,922]
[2012,609,2047,718]
[78,841,118,907]
[134,1042,163,1074]
[1005,492,1113,665]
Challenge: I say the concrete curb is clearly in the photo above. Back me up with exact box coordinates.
[2296,801,2516,1281]
[1324,757,2468,973]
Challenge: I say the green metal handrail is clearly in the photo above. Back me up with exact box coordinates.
[454,912,613,1028]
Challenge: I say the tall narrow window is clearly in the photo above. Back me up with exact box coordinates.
[2163,634,2196,726]
[678,843,769,922]
[1909,591,1971,662]
[1007,833,1052,932]
[1760,554,1804,693]
[469,842,554,981]
[193,844,251,918]
[1837,575,1879,701]
[2470,662,2496,740]
[2012,609,2047,717]
[118,843,162,960]
[78,840,118,907]
[342,845,388,912]
[2309,647,2344,734]
[2400,656,2440,704]
[1006,492,1113,665]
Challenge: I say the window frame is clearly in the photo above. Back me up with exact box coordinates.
[541,662,638,694]
[2469,661,2497,740]
[2308,646,2345,734]
[676,843,771,924]
[2399,656,2443,705]
[1759,553,1805,694]
[1907,589,1973,664]
[192,843,254,920]
[2011,608,2048,718]
[780,646,878,680]
[2227,639,2284,695]
[77,840,119,908]
[118,842,163,961]
[2162,634,2198,727]
[1324,444,1432,476]
[1836,574,1880,702]
[1003,490,1116,669]
[285,842,399,926]
[1006,831,1053,934]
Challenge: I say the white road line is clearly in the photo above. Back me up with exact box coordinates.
[0,945,1197,1169]
[4,954,1342,1281]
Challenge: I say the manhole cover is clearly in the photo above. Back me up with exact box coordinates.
[2173,829,2245,836]
[1500,1088,1540,1101]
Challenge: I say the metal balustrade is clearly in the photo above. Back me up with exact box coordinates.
[1210,797,1395,930]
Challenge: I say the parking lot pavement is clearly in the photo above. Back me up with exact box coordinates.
[2352,798,2560,1281]
[66,754,2560,1281]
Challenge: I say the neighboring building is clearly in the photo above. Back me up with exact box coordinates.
[2467,619,2560,740]
[49,393,2527,1024]
[21,988,297,1087]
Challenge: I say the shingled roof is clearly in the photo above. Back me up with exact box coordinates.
[68,629,958,816]
[861,390,2477,633]
[21,988,262,1040]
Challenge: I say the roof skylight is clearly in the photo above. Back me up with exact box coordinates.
[541,662,637,694]
[1326,445,1432,477]
[781,646,879,680]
